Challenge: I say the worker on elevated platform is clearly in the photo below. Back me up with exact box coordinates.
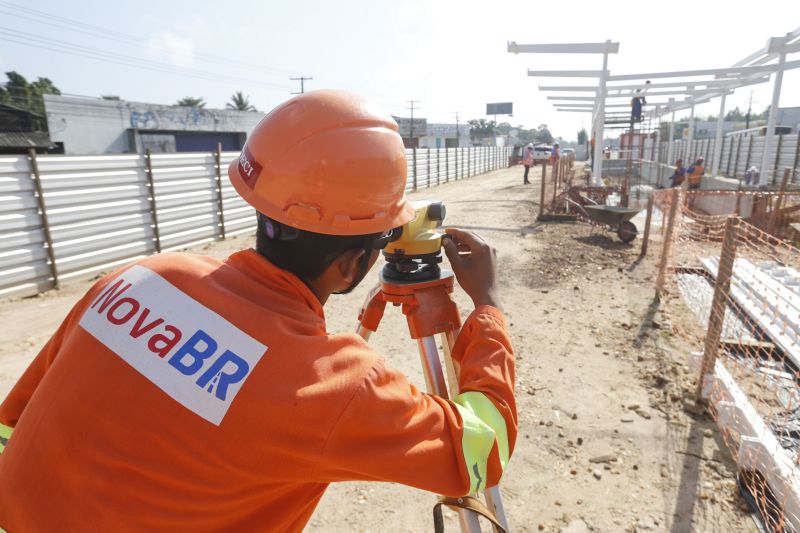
[0,91,517,532]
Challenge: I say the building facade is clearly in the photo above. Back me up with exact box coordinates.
[44,95,264,155]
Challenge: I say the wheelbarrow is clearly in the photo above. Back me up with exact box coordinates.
[582,205,641,243]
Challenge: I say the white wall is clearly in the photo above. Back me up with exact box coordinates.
[44,95,264,154]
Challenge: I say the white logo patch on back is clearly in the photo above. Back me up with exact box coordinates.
[79,265,267,425]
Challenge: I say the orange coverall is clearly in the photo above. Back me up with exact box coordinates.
[0,249,516,531]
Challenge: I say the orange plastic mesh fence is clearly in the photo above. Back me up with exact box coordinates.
[649,188,800,531]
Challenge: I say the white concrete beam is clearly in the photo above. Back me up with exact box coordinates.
[508,41,619,54]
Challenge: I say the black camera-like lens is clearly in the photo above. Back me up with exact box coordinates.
[427,202,446,222]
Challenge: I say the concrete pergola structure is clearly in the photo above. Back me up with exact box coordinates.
[509,27,800,186]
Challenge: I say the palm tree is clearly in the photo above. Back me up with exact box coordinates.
[226,91,256,112]
[176,96,206,108]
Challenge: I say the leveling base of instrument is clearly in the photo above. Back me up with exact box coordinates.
[356,270,510,533]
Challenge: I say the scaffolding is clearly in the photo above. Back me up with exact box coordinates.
[510,27,800,187]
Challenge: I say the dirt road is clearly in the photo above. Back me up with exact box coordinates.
[0,164,755,532]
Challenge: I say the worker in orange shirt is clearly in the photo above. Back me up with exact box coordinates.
[0,91,516,532]
[686,156,705,190]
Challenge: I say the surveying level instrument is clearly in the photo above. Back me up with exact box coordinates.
[356,200,511,533]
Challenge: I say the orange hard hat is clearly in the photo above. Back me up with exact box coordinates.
[228,90,414,236]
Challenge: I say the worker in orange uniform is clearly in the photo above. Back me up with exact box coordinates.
[686,156,705,190]
[0,91,516,532]
[522,142,533,184]
[685,156,705,211]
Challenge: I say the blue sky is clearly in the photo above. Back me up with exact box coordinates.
[2,0,799,141]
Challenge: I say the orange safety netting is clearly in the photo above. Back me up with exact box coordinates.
[648,188,800,531]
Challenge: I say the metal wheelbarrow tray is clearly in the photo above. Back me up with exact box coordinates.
[583,205,641,243]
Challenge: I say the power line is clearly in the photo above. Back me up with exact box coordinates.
[0,0,300,76]
[290,76,313,95]
[0,27,294,91]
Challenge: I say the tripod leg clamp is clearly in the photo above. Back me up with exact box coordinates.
[432,496,508,533]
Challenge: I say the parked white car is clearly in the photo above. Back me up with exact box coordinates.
[531,145,551,165]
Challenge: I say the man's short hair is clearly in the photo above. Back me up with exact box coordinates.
[255,212,378,283]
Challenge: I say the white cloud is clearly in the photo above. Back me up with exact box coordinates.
[145,32,194,68]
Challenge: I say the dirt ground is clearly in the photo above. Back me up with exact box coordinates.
[0,164,759,532]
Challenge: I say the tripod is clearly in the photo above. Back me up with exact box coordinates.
[356,269,511,533]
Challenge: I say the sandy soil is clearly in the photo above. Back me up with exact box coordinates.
[0,164,758,532]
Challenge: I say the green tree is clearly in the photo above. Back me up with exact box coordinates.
[101,95,121,100]
[532,124,553,144]
[467,119,496,140]
[226,91,256,112]
[176,96,206,108]
[0,71,61,127]
[724,107,744,121]
[577,128,588,145]
[495,122,512,135]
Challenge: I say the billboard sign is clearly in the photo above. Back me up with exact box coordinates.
[486,102,513,116]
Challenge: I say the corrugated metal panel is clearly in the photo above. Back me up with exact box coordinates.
[0,155,50,297]
[0,148,508,298]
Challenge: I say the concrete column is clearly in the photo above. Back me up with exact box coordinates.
[685,104,696,162]
[759,38,787,186]
[666,110,676,165]
[593,45,610,186]
[711,94,727,177]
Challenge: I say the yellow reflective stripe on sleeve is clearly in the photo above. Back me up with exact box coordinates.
[452,403,494,494]
[454,392,510,470]
[0,422,12,454]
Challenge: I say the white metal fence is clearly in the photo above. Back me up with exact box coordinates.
[625,134,800,185]
[1,146,511,298]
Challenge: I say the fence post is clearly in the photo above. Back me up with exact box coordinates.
[214,143,227,239]
[538,162,547,220]
[144,149,163,253]
[733,135,743,181]
[446,147,450,182]
[412,145,418,190]
[769,168,792,234]
[655,188,680,295]
[773,134,784,185]
[28,149,60,290]
[744,135,754,174]
[551,159,558,207]
[695,216,739,401]
[792,134,800,183]
[426,147,431,188]
[640,194,654,256]
[726,135,734,176]
[467,147,471,177]
[436,148,440,186]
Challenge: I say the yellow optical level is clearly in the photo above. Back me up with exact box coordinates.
[384,200,446,257]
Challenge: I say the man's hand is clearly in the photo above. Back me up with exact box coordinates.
[442,228,502,311]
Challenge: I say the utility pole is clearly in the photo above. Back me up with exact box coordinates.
[290,76,313,95]
[745,91,753,129]
[454,111,460,148]
[407,100,419,147]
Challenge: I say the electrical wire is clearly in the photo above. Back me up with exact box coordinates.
[0,0,300,76]
[0,27,293,91]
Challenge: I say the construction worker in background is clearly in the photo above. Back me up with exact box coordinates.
[669,158,686,188]
[745,166,759,186]
[0,90,516,532]
[631,80,650,122]
[550,142,560,164]
[522,142,533,184]
[687,156,705,190]
[550,142,560,182]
